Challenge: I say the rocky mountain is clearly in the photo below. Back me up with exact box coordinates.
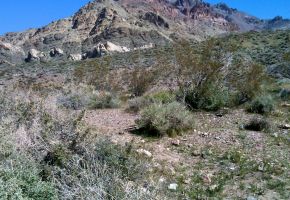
[0,0,289,65]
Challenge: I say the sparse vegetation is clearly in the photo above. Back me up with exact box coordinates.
[137,102,194,137]
[244,117,271,132]
[0,29,289,200]
[246,95,275,114]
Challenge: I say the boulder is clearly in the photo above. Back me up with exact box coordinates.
[68,54,82,61]
[50,47,64,57]
[25,49,45,62]
[136,149,152,158]
[168,183,178,191]
[105,41,130,53]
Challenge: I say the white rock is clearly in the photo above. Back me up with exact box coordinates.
[68,54,82,61]
[136,149,152,158]
[168,183,178,191]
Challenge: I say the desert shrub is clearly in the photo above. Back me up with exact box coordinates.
[88,91,120,109]
[127,96,151,113]
[57,93,85,110]
[244,117,271,132]
[137,102,194,136]
[279,88,290,100]
[173,39,233,111]
[0,153,57,200]
[129,68,154,97]
[127,91,175,113]
[0,91,160,200]
[185,84,229,111]
[230,62,268,105]
[246,95,275,114]
[149,90,176,104]
[48,139,157,200]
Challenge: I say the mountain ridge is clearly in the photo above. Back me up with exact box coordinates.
[0,0,289,65]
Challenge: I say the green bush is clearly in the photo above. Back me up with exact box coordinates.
[246,95,275,114]
[149,90,175,104]
[244,117,271,132]
[57,93,85,110]
[88,92,120,109]
[127,91,175,113]
[127,96,151,113]
[0,154,57,200]
[185,85,229,111]
[137,102,194,136]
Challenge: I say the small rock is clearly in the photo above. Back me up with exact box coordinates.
[273,132,279,138]
[202,174,212,184]
[159,177,166,183]
[281,103,290,107]
[278,124,290,129]
[183,179,191,184]
[168,183,178,191]
[187,144,193,148]
[209,184,218,191]
[136,149,152,158]
[171,139,180,146]
[246,196,257,200]
[214,136,221,140]
[258,163,264,172]
[228,163,236,171]
[201,132,209,137]
[192,150,200,157]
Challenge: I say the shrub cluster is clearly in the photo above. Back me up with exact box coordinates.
[137,102,194,137]
[58,91,120,110]
[246,95,275,115]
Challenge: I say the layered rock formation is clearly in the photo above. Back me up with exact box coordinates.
[0,0,289,65]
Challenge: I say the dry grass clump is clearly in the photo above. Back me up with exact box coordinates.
[0,88,161,200]
[137,101,195,137]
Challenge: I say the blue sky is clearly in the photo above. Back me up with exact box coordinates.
[0,0,290,35]
[207,0,290,19]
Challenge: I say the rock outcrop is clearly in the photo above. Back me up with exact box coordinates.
[25,49,45,62]
[0,0,289,65]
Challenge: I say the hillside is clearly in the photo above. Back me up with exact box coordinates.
[0,1,290,200]
[1,0,290,65]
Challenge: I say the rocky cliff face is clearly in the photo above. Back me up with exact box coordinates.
[0,0,289,65]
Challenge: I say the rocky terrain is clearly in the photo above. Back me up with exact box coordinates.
[0,1,290,200]
[1,0,290,65]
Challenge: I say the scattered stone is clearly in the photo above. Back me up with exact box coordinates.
[214,136,221,140]
[26,49,45,62]
[171,139,180,146]
[209,184,218,191]
[246,196,257,200]
[281,103,290,107]
[228,163,236,171]
[68,54,82,61]
[183,179,191,184]
[136,149,152,158]
[192,150,200,157]
[168,183,178,191]
[273,132,279,138]
[278,124,290,129]
[200,132,209,137]
[258,163,264,172]
[50,47,64,57]
[159,177,166,183]
[202,174,212,184]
